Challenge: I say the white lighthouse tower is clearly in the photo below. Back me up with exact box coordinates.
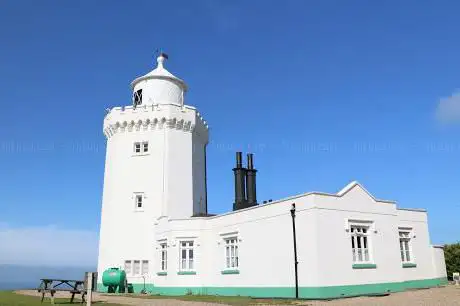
[97,53,208,286]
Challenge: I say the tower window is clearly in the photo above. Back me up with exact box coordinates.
[133,141,149,154]
[134,194,143,210]
[133,89,142,106]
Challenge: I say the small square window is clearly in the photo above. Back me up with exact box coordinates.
[143,142,149,153]
[134,142,141,153]
[135,194,143,210]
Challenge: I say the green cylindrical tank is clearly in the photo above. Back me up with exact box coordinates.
[102,268,127,293]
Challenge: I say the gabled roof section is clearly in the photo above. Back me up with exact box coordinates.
[336,181,396,204]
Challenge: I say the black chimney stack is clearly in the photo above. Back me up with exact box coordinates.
[246,153,257,207]
[233,152,247,210]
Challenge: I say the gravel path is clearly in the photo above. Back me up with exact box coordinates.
[15,285,460,306]
[15,290,224,305]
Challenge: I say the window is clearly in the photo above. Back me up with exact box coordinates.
[135,194,143,209]
[160,243,167,271]
[350,225,371,263]
[133,260,140,275]
[141,260,149,275]
[399,230,412,263]
[124,260,132,275]
[224,237,238,269]
[133,142,149,154]
[133,89,142,106]
[179,241,194,271]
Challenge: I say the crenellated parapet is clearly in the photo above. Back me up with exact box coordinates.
[103,104,208,142]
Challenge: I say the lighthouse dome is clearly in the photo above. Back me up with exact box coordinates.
[130,53,187,107]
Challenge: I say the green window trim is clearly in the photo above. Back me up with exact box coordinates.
[402,263,417,268]
[177,271,197,275]
[157,271,167,276]
[352,263,377,269]
[221,269,240,275]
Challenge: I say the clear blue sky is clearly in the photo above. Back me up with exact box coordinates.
[1,0,459,265]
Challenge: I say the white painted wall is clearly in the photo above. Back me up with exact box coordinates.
[432,246,447,279]
[147,183,446,290]
[97,103,208,286]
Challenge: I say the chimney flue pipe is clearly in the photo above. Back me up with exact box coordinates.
[246,153,257,207]
[233,152,247,210]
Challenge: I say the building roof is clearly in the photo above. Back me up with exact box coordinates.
[177,180,426,221]
[130,53,188,91]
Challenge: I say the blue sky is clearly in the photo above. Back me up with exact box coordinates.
[1,0,459,266]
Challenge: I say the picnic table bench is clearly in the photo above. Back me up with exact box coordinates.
[37,278,87,304]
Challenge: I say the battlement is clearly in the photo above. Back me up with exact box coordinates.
[103,104,208,141]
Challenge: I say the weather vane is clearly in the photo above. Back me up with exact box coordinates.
[155,49,169,59]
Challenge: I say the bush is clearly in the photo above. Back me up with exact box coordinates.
[444,243,460,280]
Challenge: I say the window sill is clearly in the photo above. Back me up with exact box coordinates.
[402,263,417,268]
[156,272,167,276]
[352,263,377,269]
[132,153,150,157]
[221,269,240,275]
[177,271,196,275]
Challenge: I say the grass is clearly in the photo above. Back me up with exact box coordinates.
[110,293,301,305]
[0,291,122,306]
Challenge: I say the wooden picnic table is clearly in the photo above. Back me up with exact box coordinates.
[37,278,86,304]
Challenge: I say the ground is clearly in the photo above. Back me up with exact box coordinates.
[9,285,460,305]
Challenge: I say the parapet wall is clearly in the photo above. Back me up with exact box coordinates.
[103,104,208,142]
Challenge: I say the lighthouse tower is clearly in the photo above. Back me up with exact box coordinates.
[97,53,209,285]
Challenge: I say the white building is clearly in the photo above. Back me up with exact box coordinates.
[97,54,447,299]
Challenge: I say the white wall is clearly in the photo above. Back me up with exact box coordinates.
[432,246,447,279]
[148,183,443,291]
[152,194,318,289]
[98,103,208,285]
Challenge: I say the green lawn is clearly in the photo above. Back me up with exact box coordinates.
[0,291,121,306]
[111,293,300,305]
[0,291,300,306]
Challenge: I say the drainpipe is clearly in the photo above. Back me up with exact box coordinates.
[290,203,299,299]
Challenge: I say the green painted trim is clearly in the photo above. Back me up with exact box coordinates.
[149,277,448,299]
[402,263,417,268]
[177,271,197,275]
[96,277,448,299]
[352,263,377,269]
[221,269,240,274]
[157,271,168,276]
